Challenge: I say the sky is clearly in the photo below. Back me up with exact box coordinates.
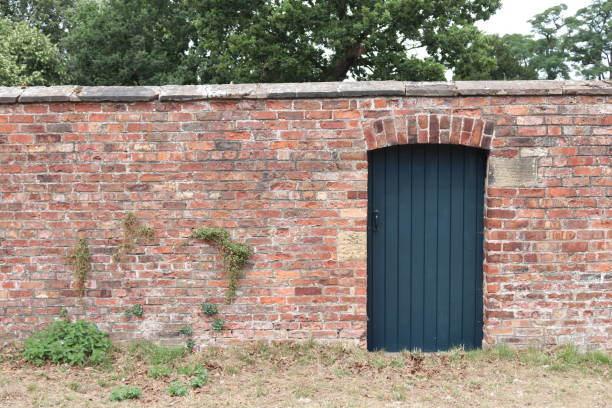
[477,0,592,36]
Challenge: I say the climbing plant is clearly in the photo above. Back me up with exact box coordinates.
[68,237,91,297]
[191,228,251,303]
[113,212,154,262]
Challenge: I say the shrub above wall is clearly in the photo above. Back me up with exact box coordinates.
[0,81,610,350]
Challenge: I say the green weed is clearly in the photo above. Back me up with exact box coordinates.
[166,380,188,397]
[201,303,218,316]
[109,386,142,401]
[124,304,144,318]
[23,320,111,366]
[148,365,172,379]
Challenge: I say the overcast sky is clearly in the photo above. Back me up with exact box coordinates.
[477,0,592,36]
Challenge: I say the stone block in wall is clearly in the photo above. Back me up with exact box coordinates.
[337,231,366,261]
[488,157,539,187]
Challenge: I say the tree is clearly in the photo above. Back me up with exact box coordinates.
[529,4,571,80]
[0,17,67,86]
[565,0,611,79]
[188,0,502,83]
[62,0,198,85]
[476,34,539,80]
[0,0,77,44]
[440,26,497,80]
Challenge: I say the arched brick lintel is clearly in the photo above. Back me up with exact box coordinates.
[363,114,495,151]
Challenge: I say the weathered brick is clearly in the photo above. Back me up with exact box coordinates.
[0,83,609,351]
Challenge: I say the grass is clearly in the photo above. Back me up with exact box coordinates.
[108,385,141,402]
[0,341,609,407]
[127,341,186,365]
[166,380,188,397]
[148,364,172,379]
[462,343,611,373]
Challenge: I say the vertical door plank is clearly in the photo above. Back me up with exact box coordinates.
[397,146,413,350]
[384,147,399,351]
[436,145,452,350]
[410,145,426,351]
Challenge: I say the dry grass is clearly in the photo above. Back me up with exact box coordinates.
[0,341,610,408]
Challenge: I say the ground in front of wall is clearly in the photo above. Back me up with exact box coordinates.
[0,341,610,408]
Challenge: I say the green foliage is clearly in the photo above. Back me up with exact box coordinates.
[23,320,111,366]
[555,344,612,368]
[178,325,193,337]
[176,363,200,376]
[462,1,610,81]
[3,0,610,83]
[0,17,67,86]
[529,4,571,80]
[96,378,113,388]
[147,364,172,379]
[191,228,252,303]
[68,237,90,297]
[190,365,209,388]
[166,380,188,397]
[565,0,611,79]
[201,303,218,317]
[186,338,195,353]
[189,0,501,83]
[124,304,144,318]
[178,324,195,351]
[211,317,225,332]
[113,212,154,262]
[127,341,186,365]
[485,34,539,80]
[62,0,197,85]
[109,385,142,401]
[464,343,611,373]
[190,372,208,388]
[0,0,78,44]
[436,25,496,80]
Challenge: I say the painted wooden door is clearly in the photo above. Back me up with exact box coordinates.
[367,144,487,352]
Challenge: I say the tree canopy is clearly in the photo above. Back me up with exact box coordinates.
[0,0,77,43]
[0,17,67,86]
[63,0,198,85]
[565,0,611,80]
[0,0,608,85]
[188,0,502,83]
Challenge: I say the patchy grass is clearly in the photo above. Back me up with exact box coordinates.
[0,341,609,407]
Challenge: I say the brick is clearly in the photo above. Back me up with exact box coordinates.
[295,287,322,296]
[0,84,609,352]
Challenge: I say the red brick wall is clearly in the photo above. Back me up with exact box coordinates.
[0,83,610,350]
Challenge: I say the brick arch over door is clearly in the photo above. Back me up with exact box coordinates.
[363,113,496,151]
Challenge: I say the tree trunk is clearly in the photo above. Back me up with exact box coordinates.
[325,43,365,81]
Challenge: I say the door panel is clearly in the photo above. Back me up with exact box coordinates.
[367,144,486,352]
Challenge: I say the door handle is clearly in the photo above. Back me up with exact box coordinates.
[372,210,380,231]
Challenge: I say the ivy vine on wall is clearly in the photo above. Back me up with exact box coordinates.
[191,228,252,303]
[68,237,91,297]
[112,212,154,262]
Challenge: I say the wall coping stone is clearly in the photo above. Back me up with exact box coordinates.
[1,80,610,104]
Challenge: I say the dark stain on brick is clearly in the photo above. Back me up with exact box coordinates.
[215,141,242,151]
[36,134,61,143]
[127,183,149,192]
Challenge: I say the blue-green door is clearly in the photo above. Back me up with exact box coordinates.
[368,144,486,352]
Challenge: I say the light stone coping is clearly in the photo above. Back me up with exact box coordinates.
[1,80,610,103]
[19,86,80,103]
[0,87,23,103]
